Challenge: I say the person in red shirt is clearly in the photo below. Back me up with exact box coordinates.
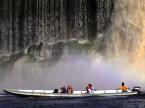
[86,84,94,93]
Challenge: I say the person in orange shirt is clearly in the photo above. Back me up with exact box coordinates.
[119,82,129,92]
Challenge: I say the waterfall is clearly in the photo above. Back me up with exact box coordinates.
[0,0,114,54]
[104,0,145,57]
[0,0,145,90]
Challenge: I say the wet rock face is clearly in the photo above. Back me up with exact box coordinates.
[26,39,92,60]
[0,0,114,53]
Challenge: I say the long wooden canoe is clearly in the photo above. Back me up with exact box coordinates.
[3,89,139,98]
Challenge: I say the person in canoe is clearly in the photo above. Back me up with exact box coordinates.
[61,86,67,93]
[119,82,129,92]
[86,84,95,94]
[67,85,74,94]
[53,88,58,93]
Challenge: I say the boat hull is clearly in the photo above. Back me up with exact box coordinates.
[3,89,140,98]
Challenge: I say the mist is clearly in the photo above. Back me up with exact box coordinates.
[0,51,145,92]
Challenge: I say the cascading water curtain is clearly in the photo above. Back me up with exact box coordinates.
[0,0,114,54]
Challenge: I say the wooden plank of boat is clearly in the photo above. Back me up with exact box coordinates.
[3,89,138,98]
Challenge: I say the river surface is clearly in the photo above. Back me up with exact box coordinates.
[0,94,145,108]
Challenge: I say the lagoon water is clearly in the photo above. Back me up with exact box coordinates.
[0,94,145,108]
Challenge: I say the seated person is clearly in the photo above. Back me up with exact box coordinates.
[67,85,74,94]
[118,82,129,92]
[53,89,58,93]
[86,84,94,94]
[61,86,67,93]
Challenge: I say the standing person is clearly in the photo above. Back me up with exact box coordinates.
[119,82,129,92]
[67,85,74,94]
[86,84,94,94]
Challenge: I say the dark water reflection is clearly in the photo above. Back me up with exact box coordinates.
[0,95,145,108]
